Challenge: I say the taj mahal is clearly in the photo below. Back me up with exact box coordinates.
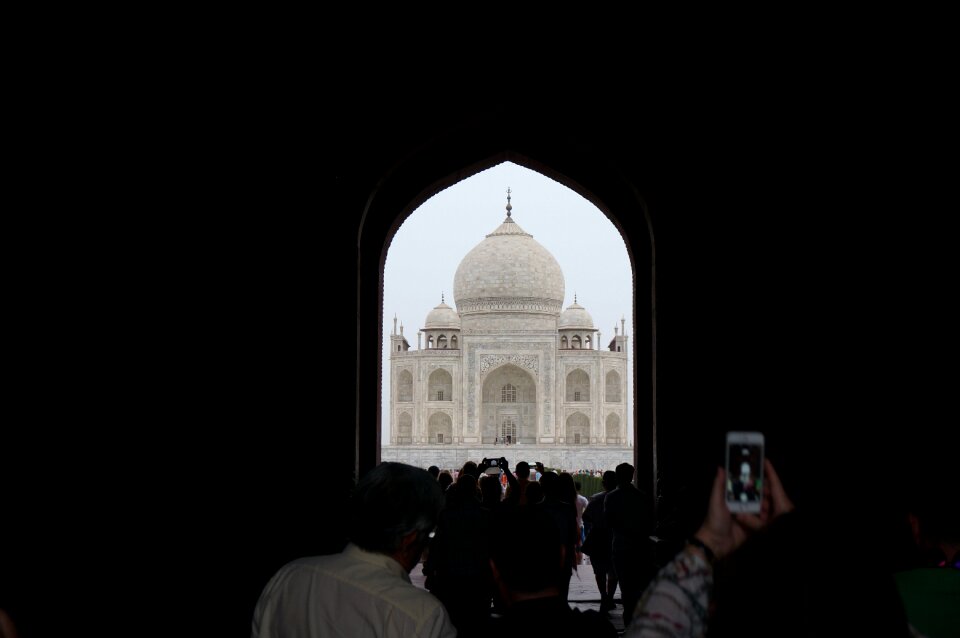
[381,192,634,471]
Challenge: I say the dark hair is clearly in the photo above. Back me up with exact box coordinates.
[437,471,453,492]
[515,462,531,479]
[427,465,440,479]
[615,463,635,485]
[601,470,618,491]
[525,481,544,505]
[539,471,560,500]
[461,461,480,480]
[557,472,578,505]
[447,473,479,507]
[347,462,444,554]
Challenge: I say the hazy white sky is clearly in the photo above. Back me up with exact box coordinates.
[382,162,634,444]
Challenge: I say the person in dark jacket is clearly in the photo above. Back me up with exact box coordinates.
[603,462,655,627]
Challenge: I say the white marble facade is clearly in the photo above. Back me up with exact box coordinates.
[385,196,632,471]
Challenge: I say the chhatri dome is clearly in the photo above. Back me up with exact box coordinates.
[558,296,594,330]
[453,189,565,316]
[423,295,461,329]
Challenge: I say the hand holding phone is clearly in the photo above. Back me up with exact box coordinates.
[725,431,764,514]
[695,455,793,561]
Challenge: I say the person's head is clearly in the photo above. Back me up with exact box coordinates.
[558,472,577,503]
[437,471,453,493]
[525,480,545,505]
[427,465,440,480]
[461,460,480,480]
[601,470,618,492]
[539,471,560,500]
[615,462,635,486]
[515,461,531,480]
[447,472,478,506]
[347,462,444,562]
[739,462,752,483]
[490,507,566,600]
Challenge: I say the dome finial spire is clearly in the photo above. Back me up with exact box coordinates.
[505,187,512,218]
[441,291,445,304]
[574,292,577,304]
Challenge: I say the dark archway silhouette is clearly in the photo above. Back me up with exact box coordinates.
[358,139,656,498]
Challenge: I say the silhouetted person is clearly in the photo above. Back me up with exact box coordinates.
[252,462,453,638]
[488,507,617,637]
[479,473,502,507]
[479,457,519,512]
[538,471,579,602]
[603,462,655,626]
[445,471,481,507]
[427,465,440,480]
[582,470,619,612]
[524,480,544,506]
[460,460,481,481]
[506,461,533,505]
[437,471,453,494]
[423,473,493,637]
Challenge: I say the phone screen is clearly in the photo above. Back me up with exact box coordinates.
[725,431,764,513]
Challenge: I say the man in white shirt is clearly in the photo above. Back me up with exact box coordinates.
[252,462,455,638]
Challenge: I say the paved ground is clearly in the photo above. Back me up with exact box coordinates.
[411,560,627,633]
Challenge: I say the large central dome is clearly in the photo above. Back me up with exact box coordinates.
[453,212,565,316]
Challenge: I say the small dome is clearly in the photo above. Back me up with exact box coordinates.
[424,300,460,330]
[558,301,594,330]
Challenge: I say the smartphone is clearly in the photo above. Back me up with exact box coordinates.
[725,431,764,513]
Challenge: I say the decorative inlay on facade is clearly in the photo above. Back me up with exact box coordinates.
[458,297,562,315]
[462,329,559,335]
[480,354,540,375]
